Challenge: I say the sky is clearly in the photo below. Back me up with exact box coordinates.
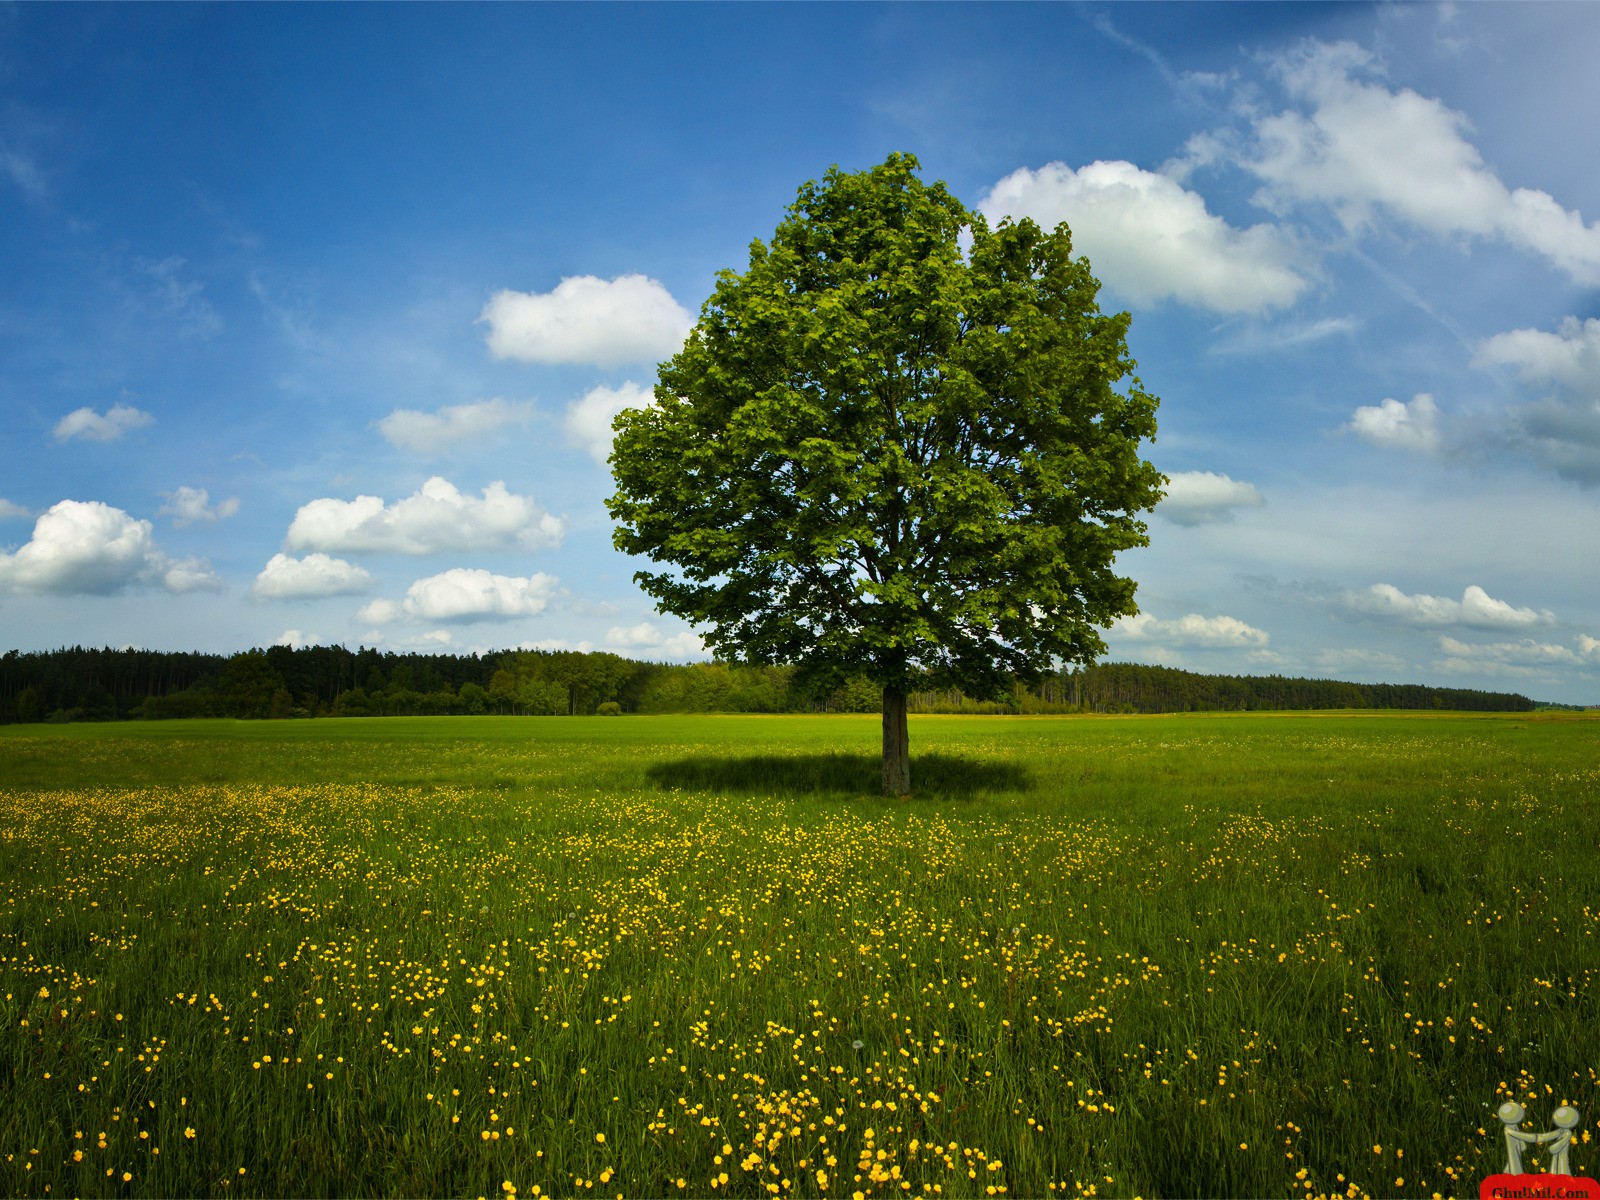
[2,2,1598,703]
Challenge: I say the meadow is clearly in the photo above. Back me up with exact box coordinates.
[1,711,1597,1199]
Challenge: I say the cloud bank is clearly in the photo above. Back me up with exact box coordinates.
[1436,634,1600,677]
[1342,583,1552,630]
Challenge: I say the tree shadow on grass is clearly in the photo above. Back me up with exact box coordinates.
[645,752,1034,799]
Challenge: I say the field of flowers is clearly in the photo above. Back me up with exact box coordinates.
[2,711,1598,1198]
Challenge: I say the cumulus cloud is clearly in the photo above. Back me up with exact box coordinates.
[1159,471,1265,526]
[1477,316,1600,390]
[1115,612,1271,648]
[1473,317,1600,484]
[1342,583,1553,629]
[0,499,30,520]
[0,499,219,596]
[356,598,400,625]
[1435,635,1600,677]
[1238,40,1600,283]
[161,559,225,594]
[53,402,154,443]
[605,621,706,659]
[980,160,1307,313]
[158,486,240,527]
[360,568,558,625]
[274,630,321,649]
[481,274,692,367]
[564,382,655,465]
[285,477,565,556]
[251,553,373,601]
[1344,393,1440,452]
[376,398,539,454]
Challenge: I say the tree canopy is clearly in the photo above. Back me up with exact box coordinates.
[607,153,1164,793]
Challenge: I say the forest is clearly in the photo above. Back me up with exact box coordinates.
[0,644,1537,723]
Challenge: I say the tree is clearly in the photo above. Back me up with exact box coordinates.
[214,651,289,720]
[608,153,1163,794]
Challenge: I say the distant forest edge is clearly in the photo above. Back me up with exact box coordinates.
[0,645,1540,724]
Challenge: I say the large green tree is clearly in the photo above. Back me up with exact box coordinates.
[608,153,1163,794]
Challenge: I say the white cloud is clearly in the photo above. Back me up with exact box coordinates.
[1313,647,1409,673]
[1241,40,1600,284]
[274,629,321,649]
[285,477,565,556]
[481,274,692,367]
[1,147,48,198]
[1476,316,1600,390]
[1344,393,1440,452]
[377,398,539,453]
[606,622,664,648]
[361,568,559,625]
[564,382,655,465]
[53,402,154,443]
[0,499,29,520]
[0,499,219,596]
[1435,635,1600,676]
[980,160,1307,313]
[605,621,706,659]
[1115,612,1271,648]
[1159,471,1265,526]
[356,599,401,625]
[519,637,596,653]
[161,558,224,594]
[251,553,374,601]
[1342,583,1553,629]
[158,486,240,526]
[141,256,221,339]
[1210,316,1359,356]
[1472,317,1600,484]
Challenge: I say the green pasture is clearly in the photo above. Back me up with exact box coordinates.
[2,712,1597,1198]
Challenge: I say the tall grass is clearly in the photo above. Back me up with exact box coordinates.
[1,712,1597,1197]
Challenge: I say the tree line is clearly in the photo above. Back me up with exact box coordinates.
[1059,661,1535,714]
[0,645,1535,724]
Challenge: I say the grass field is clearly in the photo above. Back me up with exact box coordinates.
[2,711,1598,1199]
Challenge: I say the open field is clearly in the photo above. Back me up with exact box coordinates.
[3,711,1598,1198]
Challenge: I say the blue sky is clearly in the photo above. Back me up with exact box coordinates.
[2,2,1598,702]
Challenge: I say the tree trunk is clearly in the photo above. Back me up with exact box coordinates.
[881,685,910,795]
